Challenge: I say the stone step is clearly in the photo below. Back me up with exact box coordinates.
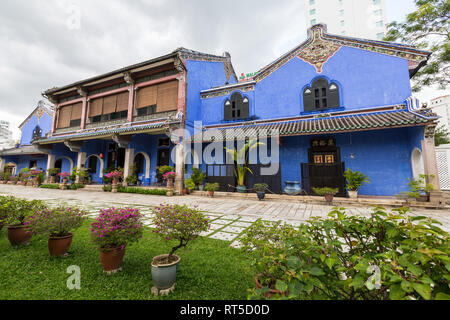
[81,184,104,192]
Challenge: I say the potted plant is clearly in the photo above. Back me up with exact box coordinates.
[205,182,219,197]
[190,168,206,190]
[151,204,210,292]
[163,171,176,196]
[125,174,138,186]
[0,196,46,247]
[343,169,370,199]
[3,172,11,184]
[58,171,70,189]
[0,172,5,184]
[105,170,123,193]
[24,207,87,256]
[406,174,435,202]
[224,140,264,193]
[253,183,269,200]
[312,187,339,203]
[90,207,143,273]
[48,168,60,183]
[184,178,195,194]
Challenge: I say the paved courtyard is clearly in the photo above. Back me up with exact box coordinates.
[1,185,449,247]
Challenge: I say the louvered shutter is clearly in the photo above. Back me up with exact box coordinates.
[70,102,83,120]
[136,85,157,109]
[116,91,129,112]
[103,95,117,114]
[303,87,314,111]
[57,105,72,128]
[89,98,103,117]
[224,100,232,120]
[156,80,178,112]
[328,83,340,108]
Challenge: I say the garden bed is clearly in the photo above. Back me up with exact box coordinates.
[0,221,254,300]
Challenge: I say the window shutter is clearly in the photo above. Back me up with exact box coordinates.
[241,100,250,118]
[224,100,232,120]
[303,88,314,111]
[103,94,117,114]
[328,83,340,108]
[70,102,83,120]
[156,80,178,112]
[136,85,157,109]
[116,91,129,112]
[57,105,72,128]
[89,98,103,117]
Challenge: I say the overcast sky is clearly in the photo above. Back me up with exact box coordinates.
[0,0,447,140]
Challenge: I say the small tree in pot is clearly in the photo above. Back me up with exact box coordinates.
[184,178,195,195]
[253,183,269,201]
[48,168,60,183]
[190,168,206,190]
[0,196,46,247]
[151,204,210,293]
[312,187,339,203]
[24,207,87,256]
[343,169,370,199]
[90,207,143,274]
[205,182,219,197]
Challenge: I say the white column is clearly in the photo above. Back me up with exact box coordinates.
[0,157,5,173]
[175,143,185,194]
[122,147,134,186]
[75,152,86,183]
[45,154,56,183]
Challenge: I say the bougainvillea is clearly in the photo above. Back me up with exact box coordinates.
[90,207,143,250]
[105,171,123,179]
[58,172,70,179]
[163,171,176,180]
[25,207,87,237]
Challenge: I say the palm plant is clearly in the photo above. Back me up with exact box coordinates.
[224,140,265,187]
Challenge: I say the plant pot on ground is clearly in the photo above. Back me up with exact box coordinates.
[151,204,210,291]
[190,168,206,191]
[312,187,339,203]
[253,183,269,201]
[205,182,219,197]
[24,207,87,256]
[90,207,143,273]
[0,195,46,247]
[184,178,195,195]
[343,169,370,199]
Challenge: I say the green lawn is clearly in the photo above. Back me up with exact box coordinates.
[0,222,255,300]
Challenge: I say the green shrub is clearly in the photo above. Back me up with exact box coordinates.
[125,175,138,184]
[343,169,370,191]
[158,166,174,175]
[68,183,85,190]
[47,168,60,176]
[184,178,195,191]
[191,168,206,186]
[312,187,339,196]
[102,185,112,192]
[205,182,220,192]
[253,183,269,192]
[117,186,167,195]
[244,206,450,300]
[0,196,46,226]
[39,184,60,189]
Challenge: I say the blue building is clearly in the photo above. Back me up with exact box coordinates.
[1,24,442,201]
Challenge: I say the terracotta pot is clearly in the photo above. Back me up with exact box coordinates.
[48,233,73,256]
[324,194,334,202]
[7,225,32,246]
[254,275,287,298]
[208,191,214,197]
[181,188,187,195]
[99,246,126,272]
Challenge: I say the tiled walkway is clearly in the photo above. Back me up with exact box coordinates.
[1,185,449,247]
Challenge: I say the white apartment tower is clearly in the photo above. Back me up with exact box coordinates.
[430,95,450,132]
[305,0,387,40]
[0,120,13,150]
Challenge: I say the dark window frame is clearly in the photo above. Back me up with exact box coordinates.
[32,125,42,140]
[303,78,340,112]
[224,92,250,121]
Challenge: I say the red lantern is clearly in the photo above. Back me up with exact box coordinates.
[99,153,104,159]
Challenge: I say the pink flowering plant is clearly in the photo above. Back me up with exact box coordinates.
[24,207,87,238]
[90,207,143,250]
[152,204,210,261]
[163,171,176,180]
[58,172,70,179]
[105,170,123,179]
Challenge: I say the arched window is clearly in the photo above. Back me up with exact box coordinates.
[303,78,340,112]
[32,125,42,141]
[224,92,249,120]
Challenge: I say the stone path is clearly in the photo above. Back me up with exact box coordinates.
[1,185,449,247]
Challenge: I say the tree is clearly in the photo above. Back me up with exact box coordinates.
[435,125,450,146]
[384,0,449,92]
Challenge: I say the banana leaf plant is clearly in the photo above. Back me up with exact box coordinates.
[224,140,265,187]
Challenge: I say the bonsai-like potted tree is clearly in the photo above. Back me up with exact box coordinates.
[205,182,220,197]
[253,183,269,201]
[151,204,210,293]
[224,140,264,193]
[312,187,339,203]
[0,196,46,247]
[190,168,206,191]
[406,174,435,202]
[48,168,60,183]
[125,174,138,186]
[24,207,86,256]
[183,178,195,195]
[343,169,370,199]
[90,207,143,274]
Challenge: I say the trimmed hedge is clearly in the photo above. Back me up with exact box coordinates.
[39,184,60,189]
[117,186,167,195]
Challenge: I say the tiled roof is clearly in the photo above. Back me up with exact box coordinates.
[0,145,46,156]
[187,109,435,142]
[36,120,180,144]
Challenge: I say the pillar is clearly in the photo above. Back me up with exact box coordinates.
[127,86,135,123]
[80,98,87,129]
[422,125,444,205]
[122,147,134,186]
[75,152,86,183]
[0,157,5,173]
[174,143,185,194]
[45,154,56,183]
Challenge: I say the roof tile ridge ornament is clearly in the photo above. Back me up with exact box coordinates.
[405,96,438,119]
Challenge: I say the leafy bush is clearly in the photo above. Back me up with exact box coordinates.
[90,207,144,250]
[152,204,210,260]
[163,171,176,180]
[39,184,60,189]
[158,166,174,175]
[0,196,46,226]
[125,175,138,184]
[190,168,206,186]
[102,185,112,192]
[24,207,87,237]
[117,186,167,195]
[47,168,60,176]
[312,187,339,196]
[244,207,450,300]
[3,172,11,181]
[58,172,70,179]
[69,183,85,190]
[184,178,195,191]
[205,182,220,192]
[253,183,269,192]
[407,174,435,199]
[343,169,370,191]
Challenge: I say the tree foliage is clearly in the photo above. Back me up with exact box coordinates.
[384,0,449,92]
[435,125,450,146]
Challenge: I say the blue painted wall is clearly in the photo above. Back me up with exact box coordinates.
[20,113,52,146]
[198,46,412,125]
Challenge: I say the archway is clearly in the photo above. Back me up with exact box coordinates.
[411,148,425,179]
[5,162,17,175]
[55,156,74,174]
[85,154,104,179]
[133,152,150,181]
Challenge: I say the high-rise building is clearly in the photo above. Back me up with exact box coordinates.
[305,0,387,40]
[430,95,450,132]
[0,120,13,150]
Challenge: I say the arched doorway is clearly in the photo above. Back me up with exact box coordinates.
[411,148,425,179]
[5,162,17,175]
[85,154,104,184]
[133,152,150,185]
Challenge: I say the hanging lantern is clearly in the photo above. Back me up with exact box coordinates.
[99,153,104,159]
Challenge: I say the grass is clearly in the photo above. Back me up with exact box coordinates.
[0,222,255,300]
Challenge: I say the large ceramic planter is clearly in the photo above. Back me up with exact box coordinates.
[151,254,181,290]
[7,225,32,246]
[48,233,73,256]
[236,185,247,193]
[284,181,301,195]
[257,192,266,201]
[348,190,358,199]
[99,246,126,272]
